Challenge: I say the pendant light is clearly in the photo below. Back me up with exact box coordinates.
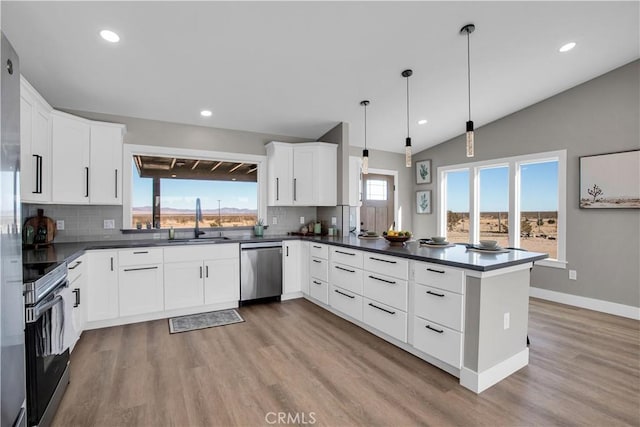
[360,100,370,175]
[402,69,413,167]
[461,23,476,157]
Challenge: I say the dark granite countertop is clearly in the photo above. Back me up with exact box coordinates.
[22,234,547,272]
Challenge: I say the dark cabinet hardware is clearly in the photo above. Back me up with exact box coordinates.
[85,167,89,197]
[133,251,149,254]
[68,260,82,270]
[426,290,445,297]
[123,266,158,272]
[293,178,297,201]
[115,169,118,198]
[427,268,445,274]
[313,280,322,285]
[312,259,321,263]
[425,325,444,334]
[313,245,322,249]
[72,288,80,308]
[369,256,396,264]
[368,275,396,285]
[200,266,203,279]
[286,246,289,257]
[335,265,355,273]
[334,289,355,299]
[276,178,279,201]
[335,250,356,256]
[32,154,42,194]
[110,257,113,271]
[368,303,395,315]
[205,265,209,278]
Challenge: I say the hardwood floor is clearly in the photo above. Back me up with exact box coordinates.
[53,298,640,426]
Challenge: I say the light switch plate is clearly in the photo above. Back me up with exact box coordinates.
[503,312,510,330]
[103,219,115,229]
[300,216,305,224]
[272,216,278,225]
[331,217,337,225]
[569,270,577,280]
[56,220,65,230]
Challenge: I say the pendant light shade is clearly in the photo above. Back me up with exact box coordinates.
[461,24,475,158]
[360,100,370,175]
[402,69,413,167]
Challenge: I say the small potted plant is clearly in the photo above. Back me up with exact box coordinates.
[254,218,264,237]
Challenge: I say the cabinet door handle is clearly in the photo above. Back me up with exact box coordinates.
[115,169,118,199]
[133,251,149,254]
[368,275,396,285]
[335,265,355,273]
[425,324,444,334]
[286,246,289,257]
[68,260,82,270]
[110,257,114,271]
[312,280,322,285]
[368,302,395,315]
[427,268,445,274]
[200,266,203,279]
[32,154,42,194]
[334,289,355,299]
[293,178,297,201]
[426,290,445,297]
[72,288,80,308]
[123,266,158,272]
[335,250,356,256]
[85,167,89,197]
[205,265,209,278]
[312,259,321,264]
[313,245,322,249]
[370,256,396,264]
[276,177,279,201]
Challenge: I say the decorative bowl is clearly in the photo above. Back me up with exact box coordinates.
[479,240,498,249]
[431,236,447,244]
[384,235,411,246]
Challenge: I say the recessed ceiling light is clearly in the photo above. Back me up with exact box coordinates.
[559,42,576,53]
[200,110,212,117]
[99,30,120,43]
[418,119,428,125]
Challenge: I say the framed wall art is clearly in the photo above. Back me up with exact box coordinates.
[416,159,432,184]
[579,149,639,209]
[416,190,431,214]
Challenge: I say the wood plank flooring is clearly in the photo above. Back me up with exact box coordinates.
[53,298,640,426]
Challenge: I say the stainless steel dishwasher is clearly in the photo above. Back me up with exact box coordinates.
[240,242,283,304]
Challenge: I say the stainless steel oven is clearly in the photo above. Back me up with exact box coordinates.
[23,261,70,427]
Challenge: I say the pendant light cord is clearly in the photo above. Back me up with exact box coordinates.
[406,76,410,137]
[364,103,367,150]
[467,31,471,121]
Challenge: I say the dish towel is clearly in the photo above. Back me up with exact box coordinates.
[61,285,77,351]
[49,295,65,355]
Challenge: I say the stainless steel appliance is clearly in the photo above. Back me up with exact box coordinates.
[1,32,27,427]
[22,261,70,427]
[240,242,282,304]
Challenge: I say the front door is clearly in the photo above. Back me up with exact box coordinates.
[360,173,394,234]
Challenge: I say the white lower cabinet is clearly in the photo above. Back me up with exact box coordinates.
[300,242,310,295]
[309,278,328,304]
[329,263,363,295]
[413,283,464,332]
[204,258,239,304]
[86,250,119,322]
[118,264,164,316]
[67,256,86,349]
[413,316,463,368]
[283,240,301,295]
[164,261,204,310]
[363,297,407,342]
[329,284,362,321]
[363,272,408,312]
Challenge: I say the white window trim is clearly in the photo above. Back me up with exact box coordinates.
[437,149,567,269]
[122,144,267,229]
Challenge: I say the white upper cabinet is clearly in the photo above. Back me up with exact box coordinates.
[20,77,52,203]
[89,123,125,205]
[266,141,337,207]
[51,112,91,204]
[349,156,363,207]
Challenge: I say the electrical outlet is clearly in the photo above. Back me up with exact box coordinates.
[103,219,115,229]
[331,216,337,225]
[300,216,305,224]
[272,216,278,225]
[503,312,510,330]
[569,270,577,280]
[56,220,64,230]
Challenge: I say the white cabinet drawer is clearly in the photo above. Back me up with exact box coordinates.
[67,256,85,283]
[414,261,465,294]
[310,257,328,282]
[414,283,464,332]
[118,248,163,267]
[413,316,462,368]
[309,278,328,304]
[163,243,238,263]
[363,272,408,312]
[363,253,409,280]
[330,247,363,269]
[363,297,407,342]
[329,285,363,321]
[309,243,328,259]
[329,263,363,295]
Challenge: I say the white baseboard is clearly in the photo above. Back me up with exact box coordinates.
[530,287,640,320]
[459,348,529,393]
[281,291,303,301]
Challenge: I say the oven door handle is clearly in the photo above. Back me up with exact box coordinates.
[26,294,64,324]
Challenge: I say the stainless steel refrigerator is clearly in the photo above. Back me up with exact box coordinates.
[0,32,26,427]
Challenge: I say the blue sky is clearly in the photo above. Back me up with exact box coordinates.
[446,161,558,212]
[132,163,258,210]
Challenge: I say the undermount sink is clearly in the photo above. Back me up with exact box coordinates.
[193,236,230,241]
[167,236,231,244]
